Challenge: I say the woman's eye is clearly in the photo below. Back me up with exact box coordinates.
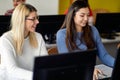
[80,15,84,17]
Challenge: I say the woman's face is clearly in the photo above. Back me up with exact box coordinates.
[74,7,89,31]
[25,11,39,36]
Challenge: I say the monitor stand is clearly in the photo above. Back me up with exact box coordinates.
[101,33,116,39]
[45,34,56,44]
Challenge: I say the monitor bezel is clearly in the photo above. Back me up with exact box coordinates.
[33,49,97,80]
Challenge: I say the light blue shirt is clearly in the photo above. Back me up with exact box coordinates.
[56,26,115,67]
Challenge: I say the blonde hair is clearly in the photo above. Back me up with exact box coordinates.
[10,3,38,55]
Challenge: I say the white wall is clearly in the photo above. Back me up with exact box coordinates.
[0,0,12,15]
[0,0,59,15]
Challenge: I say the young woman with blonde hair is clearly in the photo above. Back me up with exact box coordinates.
[0,3,48,80]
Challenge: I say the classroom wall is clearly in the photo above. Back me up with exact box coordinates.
[1,0,120,15]
[0,0,59,15]
[58,0,120,14]
[58,0,74,14]
[0,0,12,15]
[59,0,70,14]
[89,0,120,12]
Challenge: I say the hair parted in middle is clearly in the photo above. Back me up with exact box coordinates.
[61,0,95,51]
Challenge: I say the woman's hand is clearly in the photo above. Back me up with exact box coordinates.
[117,43,120,48]
[93,68,103,80]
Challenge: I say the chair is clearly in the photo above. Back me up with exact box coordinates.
[48,47,58,55]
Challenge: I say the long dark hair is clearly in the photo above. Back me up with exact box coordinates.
[61,0,95,51]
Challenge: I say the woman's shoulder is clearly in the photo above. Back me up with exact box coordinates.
[90,26,101,39]
[90,26,97,30]
[90,26,99,33]
[56,28,66,39]
[35,32,43,38]
[57,28,66,35]
[0,31,14,48]
[34,32,46,42]
[0,31,12,40]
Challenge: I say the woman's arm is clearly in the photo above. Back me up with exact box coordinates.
[92,26,115,67]
[38,33,48,56]
[56,29,69,53]
[0,37,32,80]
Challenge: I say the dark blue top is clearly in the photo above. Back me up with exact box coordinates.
[56,26,115,67]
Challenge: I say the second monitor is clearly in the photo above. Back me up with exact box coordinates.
[36,15,65,44]
[95,13,120,39]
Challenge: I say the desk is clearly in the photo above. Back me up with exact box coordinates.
[46,35,120,64]
[45,37,120,80]
[46,43,56,49]
[102,37,120,43]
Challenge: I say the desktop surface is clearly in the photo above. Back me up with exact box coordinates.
[101,33,120,43]
[33,49,97,80]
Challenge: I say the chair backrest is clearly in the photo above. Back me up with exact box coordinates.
[48,47,58,55]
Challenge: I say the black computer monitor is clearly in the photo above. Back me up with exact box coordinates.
[36,15,65,44]
[111,48,120,80]
[95,13,120,39]
[0,15,11,36]
[33,49,97,80]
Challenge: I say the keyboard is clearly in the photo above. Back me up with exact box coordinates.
[95,64,113,80]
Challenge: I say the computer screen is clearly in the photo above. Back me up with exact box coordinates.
[33,49,97,80]
[111,48,120,80]
[95,13,120,39]
[0,15,11,36]
[36,15,65,44]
